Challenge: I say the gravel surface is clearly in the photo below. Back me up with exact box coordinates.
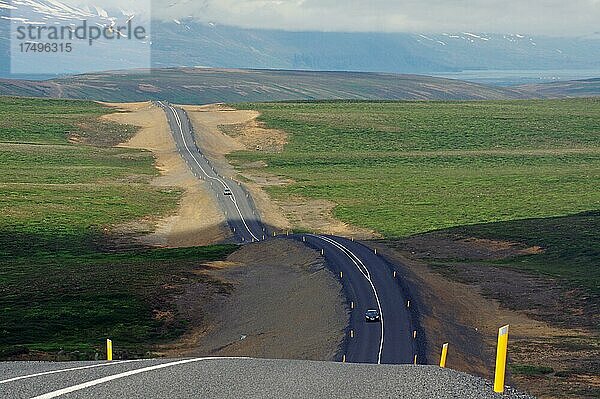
[1,358,535,398]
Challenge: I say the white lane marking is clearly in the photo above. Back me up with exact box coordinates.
[157,102,260,242]
[0,360,146,384]
[31,357,244,399]
[310,235,385,364]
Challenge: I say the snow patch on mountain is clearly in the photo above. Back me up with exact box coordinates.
[0,1,17,10]
[418,34,446,45]
[462,32,490,41]
[4,0,149,26]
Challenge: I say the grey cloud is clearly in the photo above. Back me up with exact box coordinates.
[65,0,600,35]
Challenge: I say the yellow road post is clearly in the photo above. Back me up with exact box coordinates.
[494,325,510,393]
[106,339,113,361]
[440,343,448,368]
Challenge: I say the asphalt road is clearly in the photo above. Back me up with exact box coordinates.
[157,101,266,243]
[0,358,534,399]
[157,102,416,365]
[298,234,415,365]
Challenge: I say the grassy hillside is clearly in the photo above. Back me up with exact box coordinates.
[425,211,599,293]
[518,78,600,98]
[229,99,600,291]
[0,97,236,359]
[0,68,528,104]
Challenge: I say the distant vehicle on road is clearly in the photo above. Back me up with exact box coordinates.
[365,309,380,322]
[223,188,233,196]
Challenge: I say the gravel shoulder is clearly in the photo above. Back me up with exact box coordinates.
[161,238,348,361]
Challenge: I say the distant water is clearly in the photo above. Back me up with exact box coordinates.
[431,69,600,86]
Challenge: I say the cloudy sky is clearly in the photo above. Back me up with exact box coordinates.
[65,0,600,36]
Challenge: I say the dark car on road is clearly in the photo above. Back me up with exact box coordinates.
[365,309,380,322]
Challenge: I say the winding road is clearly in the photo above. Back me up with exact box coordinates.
[157,101,416,365]
[0,102,523,399]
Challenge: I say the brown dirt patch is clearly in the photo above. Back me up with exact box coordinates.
[102,101,230,247]
[218,118,288,153]
[372,238,600,399]
[160,238,347,361]
[400,233,544,261]
[277,196,380,239]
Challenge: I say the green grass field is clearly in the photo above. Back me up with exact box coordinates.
[230,99,600,292]
[0,97,236,359]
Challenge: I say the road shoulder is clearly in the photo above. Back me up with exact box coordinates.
[160,238,348,361]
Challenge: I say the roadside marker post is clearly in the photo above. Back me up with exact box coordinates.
[106,339,113,361]
[407,300,411,308]
[374,248,377,255]
[393,271,397,278]
[340,271,343,279]
[350,330,354,338]
[302,236,306,242]
[413,330,417,339]
[342,355,346,363]
[440,343,448,368]
[413,355,418,365]
[321,248,324,255]
[494,325,510,393]
[351,301,354,309]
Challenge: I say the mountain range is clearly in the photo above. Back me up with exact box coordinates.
[1,1,600,79]
[0,67,597,105]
